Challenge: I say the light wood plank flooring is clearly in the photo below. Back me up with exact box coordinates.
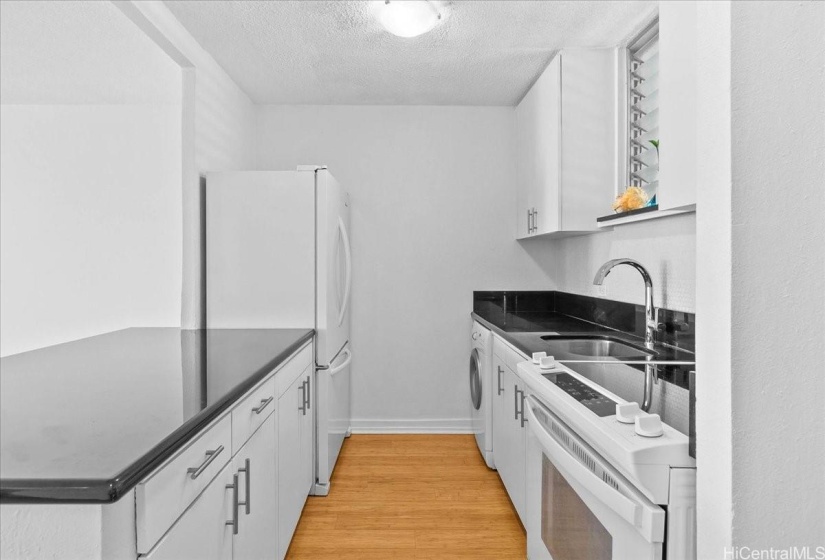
[285,434,526,559]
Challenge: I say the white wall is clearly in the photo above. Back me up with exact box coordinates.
[114,1,257,329]
[0,106,182,356]
[728,0,825,550]
[256,105,556,431]
[0,1,183,356]
[696,0,825,555]
[549,213,696,312]
[694,1,734,555]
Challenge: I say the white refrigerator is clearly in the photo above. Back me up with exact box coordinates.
[206,167,352,495]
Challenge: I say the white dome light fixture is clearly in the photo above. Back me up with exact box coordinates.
[376,1,443,38]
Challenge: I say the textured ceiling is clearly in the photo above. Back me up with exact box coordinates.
[0,1,180,104]
[164,0,657,106]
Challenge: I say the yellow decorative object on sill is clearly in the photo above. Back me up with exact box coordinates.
[612,186,649,213]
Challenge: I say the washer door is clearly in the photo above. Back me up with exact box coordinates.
[469,348,482,410]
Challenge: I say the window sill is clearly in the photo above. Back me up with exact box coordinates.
[596,204,695,228]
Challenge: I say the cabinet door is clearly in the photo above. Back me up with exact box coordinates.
[494,365,527,524]
[558,49,617,231]
[144,462,233,560]
[516,54,561,239]
[278,372,309,559]
[658,1,697,211]
[491,354,510,473]
[234,411,278,560]
[512,376,528,523]
[301,372,314,493]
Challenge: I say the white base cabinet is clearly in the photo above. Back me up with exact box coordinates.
[233,413,278,560]
[491,338,529,524]
[146,413,277,560]
[0,342,316,560]
[277,366,314,559]
[143,460,234,560]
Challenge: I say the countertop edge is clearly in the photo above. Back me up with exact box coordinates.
[471,312,533,357]
[0,329,315,505]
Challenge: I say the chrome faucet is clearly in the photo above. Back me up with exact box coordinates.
[593,258,658,412]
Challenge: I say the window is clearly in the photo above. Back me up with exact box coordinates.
[628,21,659,203]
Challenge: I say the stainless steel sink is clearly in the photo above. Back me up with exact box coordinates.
[539,335,657,359]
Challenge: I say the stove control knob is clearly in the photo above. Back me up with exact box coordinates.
[616,402,642,424]
[635,413,664,438]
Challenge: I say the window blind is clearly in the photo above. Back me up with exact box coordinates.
[629,29,659,198]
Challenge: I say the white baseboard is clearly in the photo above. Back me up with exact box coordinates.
[349,418,473,434]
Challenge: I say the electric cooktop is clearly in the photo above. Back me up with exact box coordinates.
[541,371,617,417]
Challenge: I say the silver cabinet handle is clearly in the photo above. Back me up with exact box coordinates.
[514,384,519,420]
[252,396,274,415]
[527,209,532,234]
[187,445,224,479]
[299,380,307,415]
[519,389,528,428]
[226,473,239,535]
[530,209,535,233]
[238,458,250,515]
[532,208,538,233]
[497,366,504,396]
[305,375,311,410]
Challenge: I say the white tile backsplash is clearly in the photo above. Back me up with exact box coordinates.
[551,213,696,313]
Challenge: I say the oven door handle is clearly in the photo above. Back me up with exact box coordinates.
[524,395,661,542]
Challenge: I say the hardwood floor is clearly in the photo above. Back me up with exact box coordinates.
[285,434,526,559]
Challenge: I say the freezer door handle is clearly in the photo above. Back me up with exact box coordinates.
[328,348,352,377]
[337,216,352,327]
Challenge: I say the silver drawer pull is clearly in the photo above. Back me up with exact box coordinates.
[252,396,274,415]
[226,473,239,535]
[187,445,224,479]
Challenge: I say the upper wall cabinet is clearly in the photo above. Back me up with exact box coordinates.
[516,49,617,239]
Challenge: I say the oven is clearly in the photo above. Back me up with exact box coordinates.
[523,393,667,560]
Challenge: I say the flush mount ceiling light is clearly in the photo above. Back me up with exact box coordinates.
[376,1,443,38]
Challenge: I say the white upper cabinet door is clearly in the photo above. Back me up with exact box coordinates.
[658,2,698,211]
[143,461,234,560]
[516,55,560,239]
[558,49,618,231]
[233,411,278,560]
[515,49,617,238]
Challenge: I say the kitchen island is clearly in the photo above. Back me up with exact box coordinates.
[0,328,314,559]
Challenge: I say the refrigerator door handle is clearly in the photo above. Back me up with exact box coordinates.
[328,348,352,377]
[337,216,352,327]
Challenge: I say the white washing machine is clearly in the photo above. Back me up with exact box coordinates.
[469,321,494,468]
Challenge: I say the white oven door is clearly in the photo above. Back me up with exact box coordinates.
[524,395,666,560]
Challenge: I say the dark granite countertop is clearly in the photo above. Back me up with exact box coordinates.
[472,291,695,387]
[0,328,314,504]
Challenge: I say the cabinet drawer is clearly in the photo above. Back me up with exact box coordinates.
[136,415,232,554]
[276,343,313,398]
[232,376,276,454]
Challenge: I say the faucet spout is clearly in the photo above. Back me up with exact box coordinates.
[592,258,658,412]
